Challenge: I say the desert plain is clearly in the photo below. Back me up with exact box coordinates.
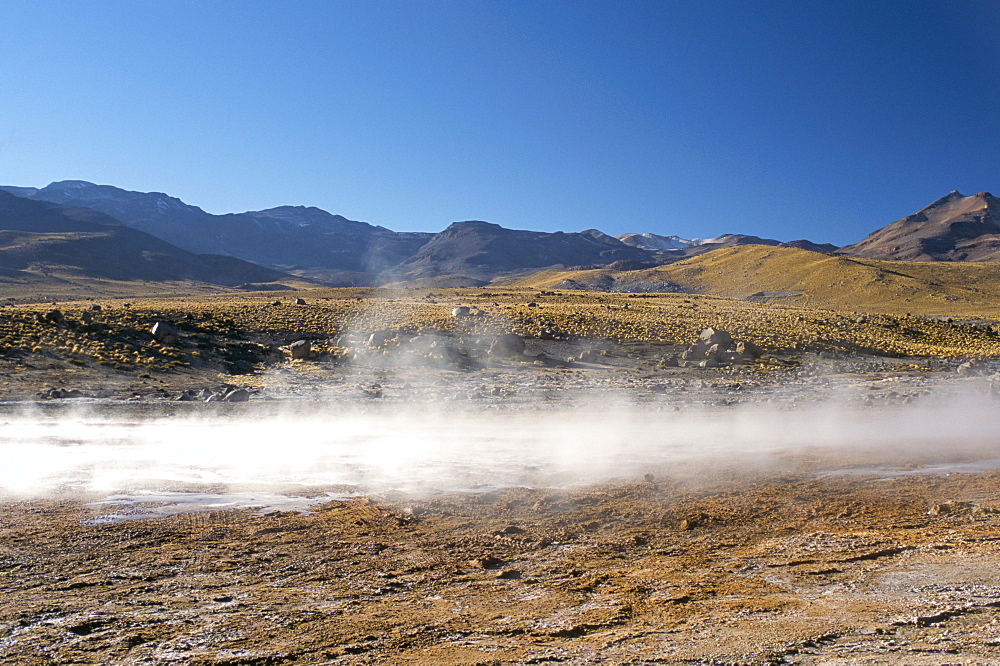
[3,283,1000,664]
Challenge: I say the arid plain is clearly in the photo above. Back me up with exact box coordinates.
[4,262,1000,664]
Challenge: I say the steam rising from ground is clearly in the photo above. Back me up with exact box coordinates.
[3,388,1000,503]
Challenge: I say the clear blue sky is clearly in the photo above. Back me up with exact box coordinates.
[2,0,998,245]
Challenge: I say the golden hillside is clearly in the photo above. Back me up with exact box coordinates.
[511,245,1000,317]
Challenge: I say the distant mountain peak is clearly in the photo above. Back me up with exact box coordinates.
[46,179,97,190]
[616,232,698,251]
[840,189,1000,261]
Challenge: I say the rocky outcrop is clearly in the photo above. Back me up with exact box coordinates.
[679,328,763,368]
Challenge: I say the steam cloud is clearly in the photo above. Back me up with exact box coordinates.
[3,386,999,505]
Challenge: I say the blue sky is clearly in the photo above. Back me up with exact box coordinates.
[2,1,998,245]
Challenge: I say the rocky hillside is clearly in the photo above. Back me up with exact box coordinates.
[2,181,432,278]
[392,222,655,280]
[840,190,1000,261]
[511,244,1000,316]
[0,190,294,288]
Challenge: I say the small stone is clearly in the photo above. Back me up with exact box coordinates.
[471,555,503,569]
[288,340,311,359]
[223,388,250,402]
[489,333,525,357]
[736,340,764,359]
[151,321,179,344]
[294,298,306,305]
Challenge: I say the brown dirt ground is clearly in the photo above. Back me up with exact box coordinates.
[5,461,1000,664]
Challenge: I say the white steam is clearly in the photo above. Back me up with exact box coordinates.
[2,387,1000,502]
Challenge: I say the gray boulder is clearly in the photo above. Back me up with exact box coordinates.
[489,333,525,357]
[151,321,179,344]
[223,387,250,402]
[288,340,311,359]
[699,327,733,348]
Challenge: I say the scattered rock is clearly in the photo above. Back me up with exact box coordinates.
[929,501,974,516]
[471,555,504,569]
[683,328,761,368]
[223,387,251,402]
[699,327,733,348]
[367,330,394,348]
[42,388,84,399]
[928,501,997,517]
[679,513,709,530]
[957,360,989,376]
[489,333,525,357]
[452,306,471,318]
[43,309,64,324]
[294,297,306,305]
[736,340,764,359]
[288,340,311,360]
[151,321,179,344]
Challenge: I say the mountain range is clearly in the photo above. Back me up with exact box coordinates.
[1,180,998,290]
[0,190,290,289]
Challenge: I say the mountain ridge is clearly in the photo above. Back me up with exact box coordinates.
[840,190,1000,261]
[0,190,296,288]
[6,180,998,291]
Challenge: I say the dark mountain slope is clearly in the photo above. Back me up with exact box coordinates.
[0,191,290,285]
[840,191,1000,261]
[3,181,432,274]
[395,221,655,280]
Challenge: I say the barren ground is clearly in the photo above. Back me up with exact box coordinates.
[3,289,1000,664]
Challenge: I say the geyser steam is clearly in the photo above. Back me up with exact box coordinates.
[3,388,1000,500]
